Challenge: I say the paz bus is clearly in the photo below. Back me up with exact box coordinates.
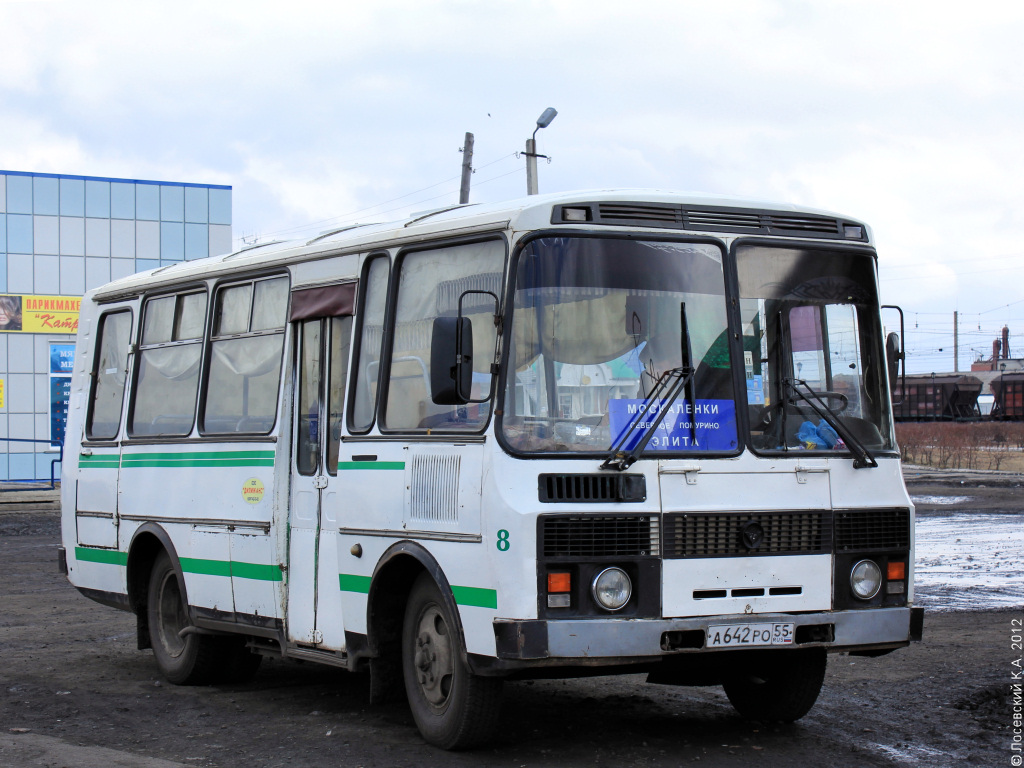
[60,190,921,749]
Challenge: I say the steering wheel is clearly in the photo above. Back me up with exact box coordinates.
[754,390,848,428]
[787,390,849,414]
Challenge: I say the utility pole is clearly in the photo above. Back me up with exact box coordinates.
[953,311,959,372]
[525,136,538,196]
[459,132,474,204]
[525,108,557,195]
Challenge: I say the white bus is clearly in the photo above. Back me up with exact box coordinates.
[60,190,921,749]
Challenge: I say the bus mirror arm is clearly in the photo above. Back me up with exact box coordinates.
[882,305,906,406]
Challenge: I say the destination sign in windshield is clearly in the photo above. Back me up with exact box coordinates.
[607,398,737,451]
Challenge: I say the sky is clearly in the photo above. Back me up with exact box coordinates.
[2,0,1022,374]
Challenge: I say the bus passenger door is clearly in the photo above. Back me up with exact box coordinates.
[287,314,352,650]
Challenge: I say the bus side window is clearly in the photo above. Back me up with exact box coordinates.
[348,256,389,433]
[129,291,207,437]
[383,240,503,432]
[202,276,288,435]
[326,315,352,474]
[86,310,133,441]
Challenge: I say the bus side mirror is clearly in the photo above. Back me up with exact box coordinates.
[430,316,473,405]
[885,331,902,385]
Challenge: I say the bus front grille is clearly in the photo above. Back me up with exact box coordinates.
[662,511,830,558]
[541,515,659,558]
[834,508,911,552]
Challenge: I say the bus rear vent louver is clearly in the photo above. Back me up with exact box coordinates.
[551,202,863,240]
[538,473,646,503]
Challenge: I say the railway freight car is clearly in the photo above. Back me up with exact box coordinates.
[892,374,982,421]
[991,372,1024,419]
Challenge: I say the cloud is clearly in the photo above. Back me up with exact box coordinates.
[2,0,1023,372]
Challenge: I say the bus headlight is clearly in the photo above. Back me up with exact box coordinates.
[592,567,632,611]
[850,559,882,600]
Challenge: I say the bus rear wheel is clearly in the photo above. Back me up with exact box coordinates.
[147,551,233,685]
[722,648,827,722]
[401,573,502,749]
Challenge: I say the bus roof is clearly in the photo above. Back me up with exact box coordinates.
[90,189,872,302]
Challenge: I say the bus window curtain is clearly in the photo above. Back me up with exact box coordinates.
[289,282,357,321]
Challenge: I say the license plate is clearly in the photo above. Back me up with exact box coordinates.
[707,622,795,647]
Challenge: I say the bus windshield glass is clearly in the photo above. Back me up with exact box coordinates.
[736,243,894,454]
[501,236,737,454]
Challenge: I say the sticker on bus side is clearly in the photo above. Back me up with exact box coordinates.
[242,478,265,504]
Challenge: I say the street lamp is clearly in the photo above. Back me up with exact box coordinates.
[525,108,557,195]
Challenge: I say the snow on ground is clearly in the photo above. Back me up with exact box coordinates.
[914,512,1024,611]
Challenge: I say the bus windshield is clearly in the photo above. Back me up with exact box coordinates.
[736,243,894,455]
[501,236,737,454]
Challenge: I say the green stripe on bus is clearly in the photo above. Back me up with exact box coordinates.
[179,557,232,577]
[337,575,496,609]
[80,451,276,469]
[121,450,275,468]
[179,557,283,582]
[230,561,283,581]
[337,461,405,471]
[79,455,120,468]
[451,585,498,609]
[338,574,372,593]
[75,547,128,566]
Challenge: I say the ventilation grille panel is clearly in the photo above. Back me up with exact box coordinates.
[552,202,860,240]
[538,473,646,503]
[409,454,460,524]
[542,515,659,558]
[835,508,910,552]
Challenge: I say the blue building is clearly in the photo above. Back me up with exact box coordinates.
[1,170,233,482]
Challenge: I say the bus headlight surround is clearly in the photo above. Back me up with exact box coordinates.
[592,567,632,611]
[850,559,882,600]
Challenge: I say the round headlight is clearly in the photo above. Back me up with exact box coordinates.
[850,559,882,600]
[592,567,632,611]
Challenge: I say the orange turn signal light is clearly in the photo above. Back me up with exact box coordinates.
[887,561,906,580]
[547,572,571,593]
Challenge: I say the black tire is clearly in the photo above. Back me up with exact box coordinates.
[401,573,503,750]
[722,649,827,722]
[146,551,226,685]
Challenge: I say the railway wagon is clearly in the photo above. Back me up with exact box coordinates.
[892,374,982,421]
[991,372,1024,419]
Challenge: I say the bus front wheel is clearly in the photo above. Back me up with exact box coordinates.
[401,573,502,749]
[722,648,827,722]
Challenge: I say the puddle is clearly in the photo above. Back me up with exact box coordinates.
[914,512,1024,611]
[910,495,974,506]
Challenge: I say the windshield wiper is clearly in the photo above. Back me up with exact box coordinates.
[601,302,696,472]
[785,378,878,469]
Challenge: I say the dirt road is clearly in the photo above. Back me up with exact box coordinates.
[0,484,1019,767]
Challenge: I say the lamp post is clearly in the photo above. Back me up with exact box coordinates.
[525,108,557,195]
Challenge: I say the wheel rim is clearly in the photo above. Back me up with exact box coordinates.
[156,571,188,658]
[412,603,454,709]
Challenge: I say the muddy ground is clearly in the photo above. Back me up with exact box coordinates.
[1,477,1020,768]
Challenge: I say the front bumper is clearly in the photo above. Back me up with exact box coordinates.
[494,606,923,661]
